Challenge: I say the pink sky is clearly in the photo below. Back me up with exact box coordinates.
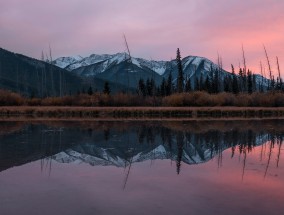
[1,0,284,75]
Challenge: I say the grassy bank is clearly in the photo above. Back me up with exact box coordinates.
[1,106,284,119]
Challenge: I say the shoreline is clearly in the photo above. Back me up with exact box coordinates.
[1,106,284,120]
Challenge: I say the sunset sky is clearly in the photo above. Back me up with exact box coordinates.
[1,0,283,75]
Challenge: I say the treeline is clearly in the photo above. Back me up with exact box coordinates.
[136,48,283,97]
[1,89,284,107]
[1,48,284,107]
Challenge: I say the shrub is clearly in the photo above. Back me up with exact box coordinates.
[0,90,25,106]
[162,93,185,106]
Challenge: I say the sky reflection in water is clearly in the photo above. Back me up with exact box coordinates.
[0,120,283,215]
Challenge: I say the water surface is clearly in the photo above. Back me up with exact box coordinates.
[0,120,284,215]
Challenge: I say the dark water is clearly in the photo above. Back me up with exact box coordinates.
[0,120,284,215]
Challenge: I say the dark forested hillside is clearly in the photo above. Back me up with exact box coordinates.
[0,48,87,97]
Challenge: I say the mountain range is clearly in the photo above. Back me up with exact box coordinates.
[54,52,226,90]
[0,47,267,96]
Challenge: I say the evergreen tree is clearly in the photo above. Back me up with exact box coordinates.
[207,65,215,93]
[212,68,220,93]
[87,86,93,95]
[276,77,283,91]
[199,73,204,91]
[138,78,146,97]
[160,78,167,97]
[146,78,154,96]
[166,71,173,95]
[231,64,235,75]
[223,75,230,92]
[176,132,184,175]
[103,81,110,95]
[252,74,257,92]
[156,86,161,97]
[150,78,156,96]
[270,76,276,91]
[243,70,248,93]
[185,78,192,92]
[194,76,200,91]
[231,64,239,94]
[204,75,211,93]
[232,74,239,94]
[176,48,184,93]
[247,70,253,94]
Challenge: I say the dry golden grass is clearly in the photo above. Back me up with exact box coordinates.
[1,89,284,108]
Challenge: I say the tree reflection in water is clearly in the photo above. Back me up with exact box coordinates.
[0,120,283,182]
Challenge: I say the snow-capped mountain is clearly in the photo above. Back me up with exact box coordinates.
[54,52,168,75]
[54,53,216,77]
[53,52,270,92]
[53,52,223,89]
[53,55,84,69]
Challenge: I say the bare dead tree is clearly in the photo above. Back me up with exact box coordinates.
[150,57,156,106]
[276,56,282,89]
[260,61,264,91]
[263,66,267,80]
[123,34,132,93]
[242,44,247,73]
[49,45,56,96]
[263,45,273,88]
[36,67,40,97]
[217,53,223,92]
[276,57,281,80]
[242,150,247,181]
[40,51,44,97]
[62,70,66,96]
[217,53,223,71]
[264,139,273,179]
[59,69,62,97]
[260,141,264,161]
[276,138,282,168]
[41,50,47,97]
[16,62,19,91]
[122,133,135,190]
[260,61,263,77]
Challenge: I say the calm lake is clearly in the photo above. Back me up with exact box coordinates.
[0,120,284,215]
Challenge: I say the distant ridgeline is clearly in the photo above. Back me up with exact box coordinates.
[0,47,275,98]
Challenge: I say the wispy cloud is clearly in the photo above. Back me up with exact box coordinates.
[0,0,283,74]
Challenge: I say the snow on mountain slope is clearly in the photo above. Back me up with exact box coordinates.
[135,58,168,75]
[51,132,270,168]
[53,148,126,167]
[55,53,128,71]
[183,56,215,71]
[54,53,169,75]
[53,56,83,69]
[50,143,225,167]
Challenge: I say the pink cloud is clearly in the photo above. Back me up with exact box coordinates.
[0,0,284,75]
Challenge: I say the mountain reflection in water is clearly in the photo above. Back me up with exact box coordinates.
[0,120,283,176]
[0,120,284,215]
